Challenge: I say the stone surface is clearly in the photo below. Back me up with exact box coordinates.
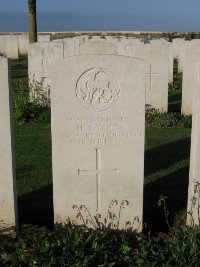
[172,38,186,72]
[0,57,18,228]
[18,35,29,55]
[187,62,200,226]
[18,34,51,55]
[51,47,145,231]
[0,34,51,58]
[150,39,173,83]
[0,35,18,59]
[29,37,168,111]
[28,42,64,99]
[80,39,117,55]
[116,41,169,111]
[145,43,169,111]
[181,40,200,115]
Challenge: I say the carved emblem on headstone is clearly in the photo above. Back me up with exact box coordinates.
[76,67,120,112]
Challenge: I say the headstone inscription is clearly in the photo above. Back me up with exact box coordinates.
[51,41,145,231]
[0,57,18,228]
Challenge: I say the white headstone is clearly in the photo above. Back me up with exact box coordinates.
[187,62,200,225]
[145,43,169,111]
[150,39,173,83]
[51,42,145,231]
[0,57,18,228]
[116,41,169,111]
[18,34,51,55]
[172,38,186,72]
[28,42,64,99]
[38,34,51,43]
[18,34,29,55]
[182,40,200,115]
[0,35,18,59]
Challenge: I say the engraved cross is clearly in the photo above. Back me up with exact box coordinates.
[145,65,160,91]
[78,148,119,211]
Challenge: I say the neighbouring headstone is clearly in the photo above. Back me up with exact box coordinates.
[28,42,64,99]
[144,43,169,112]
[172,38,186,72]
[0,35,18,59]
[51,41,145,231]
[181,40,200,115]
[150,39,173,83]
[187,62,200,226]
[116,40,169,111]
[38,34,51,43]
[18,34,51,55]
[0,57,18,228]
[18,34,29,56]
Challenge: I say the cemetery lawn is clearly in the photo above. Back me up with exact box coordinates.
[11,57,28,82]
[15,123,191,231]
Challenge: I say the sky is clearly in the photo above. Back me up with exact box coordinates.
[0,0,200,32]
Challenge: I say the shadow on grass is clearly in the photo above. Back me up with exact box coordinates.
[168,91,182,113]
[143,167,189,233]
[18,184,54,229]
[145,137,191,177]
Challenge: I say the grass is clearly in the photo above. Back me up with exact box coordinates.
[168,59,182,113]
[11,57,190,232]
[11,56,28,82]
[144,128,191,232]
[15,123,53,228]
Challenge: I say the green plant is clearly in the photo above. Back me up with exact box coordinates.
[187,182,200,227]
[13,78,51,123]
[168,81,180,92]
[158,195,171,232]
[145,105,192,128]
[169,59,182,93]
[72,200,141,232]
[1,222,200,266]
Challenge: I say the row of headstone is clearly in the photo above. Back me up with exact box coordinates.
[29,37,171,112]
[0,34,50,59]
[1,47,200,230]
[1,33,200,115]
